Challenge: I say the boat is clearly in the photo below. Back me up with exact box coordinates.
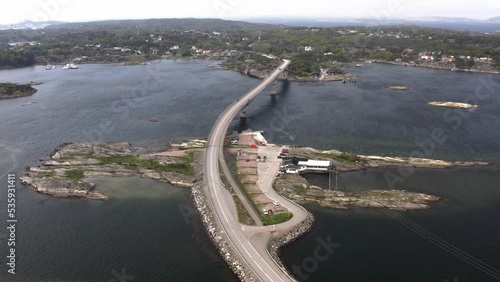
[355,64,363,67]
[62,62,79,70]
[45,64,56,70]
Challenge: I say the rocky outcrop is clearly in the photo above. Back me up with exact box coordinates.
[274,174,441,211]
[386,86,410,90]
[428,101,479,109]
[21,176,108,200]
[290,147,491,172]
[21,142,196,200]
[267,212,315,277]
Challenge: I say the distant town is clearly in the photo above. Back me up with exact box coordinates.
[1,19,499,78]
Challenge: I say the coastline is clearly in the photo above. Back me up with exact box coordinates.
[20,138,494,281]
[21,142,198,200]
[0,82,38,99]
[289,146,491,173]
[372,60,500,75]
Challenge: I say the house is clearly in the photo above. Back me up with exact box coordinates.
[202,50,211,55]
[191,46,198,50]
[170,45,180,50]
[404,48,415,54]
[304,46,313,52]
[420,54,434,61]
[297,160,332,173]
[441,56,454,62]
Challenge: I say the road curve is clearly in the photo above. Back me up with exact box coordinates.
[204,60,293,282]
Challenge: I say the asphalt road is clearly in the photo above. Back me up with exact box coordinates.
[204,60,295,282]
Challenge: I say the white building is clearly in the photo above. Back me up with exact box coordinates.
[297,160,331,173]
[304,46,313,52]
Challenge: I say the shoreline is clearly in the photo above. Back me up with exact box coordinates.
[289,146,491,173]
[0,82,38,100]
[21,142,199,200]
[20,138,494,281]
[372,60,500,75]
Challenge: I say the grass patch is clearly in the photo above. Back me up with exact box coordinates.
[314,152,362,164]
[233,196,256,226]
[65,169,84,180]
[97,154,193,176]
[293,185,308,196]
[37,171,55,178]
[262,212,293,226]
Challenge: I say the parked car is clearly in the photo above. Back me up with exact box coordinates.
[262,209,268,215]
[278,153,287,159]
[272,200,280,206]
[230,140,239,145]
[268,209,273,215]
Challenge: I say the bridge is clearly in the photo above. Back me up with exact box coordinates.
[204,59,303,282]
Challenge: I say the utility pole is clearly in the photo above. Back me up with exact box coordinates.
[335,168,338,191]
[328,167,331,191]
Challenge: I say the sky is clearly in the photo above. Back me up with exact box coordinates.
[1,0,499,25]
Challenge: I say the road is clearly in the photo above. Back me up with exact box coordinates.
[204,60,294,282]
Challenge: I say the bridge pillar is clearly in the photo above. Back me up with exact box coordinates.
[270,80,277,96]
[239,109,247,129]
[240,109,247,121]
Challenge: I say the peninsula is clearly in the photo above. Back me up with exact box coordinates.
[0,83,38,99]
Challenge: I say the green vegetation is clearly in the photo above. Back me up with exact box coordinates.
[314,152,362,164]
[0,83,37,98]
[37,171,55,178]
[97,154,193,176]
[233,196,256,226]
[0,49,35,68]
[262,212,293,226]
[2,19,499,71]
[293,185,308,196]
[65,169,84,180]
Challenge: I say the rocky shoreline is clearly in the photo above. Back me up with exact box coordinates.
[267,212,315,278]
[274,174,441,211]
[0,82,38,99]
[373,60,500,75]
[428,101,479,109]
[190,151,260,281]
[290,147,491,173]
[21,142,196,200]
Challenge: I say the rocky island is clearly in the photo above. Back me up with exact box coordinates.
[21,142,200,200]
[268,145,491,210]
[274,174,441,211]
[428,101,479,109]
[220,53,356,82]
[386,85,410,90]
[289,146,490,172]
[0,82,38,99]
